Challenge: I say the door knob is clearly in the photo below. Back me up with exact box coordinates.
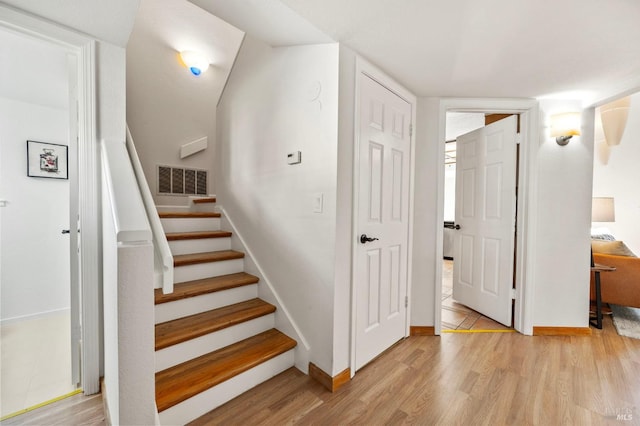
[360,234,379,244]
[62,229,70,234]
[454,224,461,230]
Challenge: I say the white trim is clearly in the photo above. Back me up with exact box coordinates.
[0,4,101,393]
[350,57,417,376]
[437,98,539,336]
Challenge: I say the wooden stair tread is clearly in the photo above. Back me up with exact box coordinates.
[159,211,221,218]
[156,329,296,412]
[155,298,276,350]
[192,197,216,204]
[166,230,232,241]
[174,250,244,267]
[154,272,259,305]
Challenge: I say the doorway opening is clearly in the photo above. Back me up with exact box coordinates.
[441,113,515,331]
[0,27,79,418]
[0,2,101,397]
[435,99,539,336]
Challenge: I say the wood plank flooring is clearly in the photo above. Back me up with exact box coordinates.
[173,250,244,267]
[192,315,640,425]
[5,316,638,425]
[154,272,259,304]
[165,230,232,241]
[0,393,104,426]
[159,212,221,218]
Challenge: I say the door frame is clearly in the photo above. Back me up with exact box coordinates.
[435,99,540,336]
[350,57,416,375]
[0,5,100,394]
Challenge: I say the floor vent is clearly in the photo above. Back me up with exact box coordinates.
[158,165,207,195]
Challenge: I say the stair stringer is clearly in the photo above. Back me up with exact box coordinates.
[218,205,310,374]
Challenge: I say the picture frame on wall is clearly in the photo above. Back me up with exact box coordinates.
[27,140,68,180]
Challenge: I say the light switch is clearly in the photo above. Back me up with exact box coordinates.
[313,193,323,213]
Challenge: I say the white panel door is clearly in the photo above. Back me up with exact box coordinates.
[452,116,517,326]
[355,74,411,370]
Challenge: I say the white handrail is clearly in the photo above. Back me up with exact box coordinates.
[126,126,174,294]
[101,141,152,243]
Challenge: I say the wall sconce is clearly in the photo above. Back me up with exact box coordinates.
[550,112,581,146]
[180,51,210,76]
[600,96,630,146]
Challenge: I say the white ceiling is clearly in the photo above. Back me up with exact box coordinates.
[194,0,640,104]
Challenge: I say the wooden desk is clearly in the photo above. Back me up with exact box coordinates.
[590,263,616,329]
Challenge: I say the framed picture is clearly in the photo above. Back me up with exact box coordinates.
[27,140,68,179]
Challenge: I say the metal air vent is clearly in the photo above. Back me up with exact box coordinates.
[157,165,207,196]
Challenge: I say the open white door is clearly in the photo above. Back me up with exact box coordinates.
[354,73,411,370]
[67,54,81,387]
[452,115,517,326]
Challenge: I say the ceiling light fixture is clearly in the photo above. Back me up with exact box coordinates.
[550,112,581,146]
[180,51,210,76]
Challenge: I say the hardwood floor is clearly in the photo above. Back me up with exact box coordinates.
[4,317,638,425]
[0,393,104,426]
[192,315,640,425]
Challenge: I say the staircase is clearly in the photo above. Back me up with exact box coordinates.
[154,197,297,425]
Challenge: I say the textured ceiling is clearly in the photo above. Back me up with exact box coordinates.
[196,0,640,104]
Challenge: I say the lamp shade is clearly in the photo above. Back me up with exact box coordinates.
[550,112,581,137]
[592,197,615,222]
[600,96,630,146]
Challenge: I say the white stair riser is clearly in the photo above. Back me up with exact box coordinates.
[156,205,190,213]
[192,203,218,213]
[155,314,275,372]
[158,349,295,425]
[161,217,220,233]
[169,237,231,256]
[155,284,258,324]
[174,258,244,283]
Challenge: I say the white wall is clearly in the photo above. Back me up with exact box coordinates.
[101,139,156,425]
[127,0,244,205]
[217,35,339,374]
[533,100,594,327]
[411,97,441,326]
[0,98,70,321]
[593,92,640,254]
